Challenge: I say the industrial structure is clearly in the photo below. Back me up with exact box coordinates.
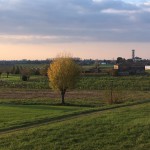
[132,49,135,61]
[114,50,145,76]
[114,63,145,75]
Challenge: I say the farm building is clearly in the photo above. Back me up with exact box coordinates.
[114,62,145,75]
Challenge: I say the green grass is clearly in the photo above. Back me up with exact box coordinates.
[1,74,150,91]
[77,76,150,90]
[0,104,91,131]
[0,74,49,89]
[0,102,149,150]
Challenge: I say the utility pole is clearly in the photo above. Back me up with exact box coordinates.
[110,80,113,104]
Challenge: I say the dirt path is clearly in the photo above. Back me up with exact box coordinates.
[0,100,149,135]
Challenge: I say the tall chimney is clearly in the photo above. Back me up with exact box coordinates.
[132,49,135,61]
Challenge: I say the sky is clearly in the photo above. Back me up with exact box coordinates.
[0,0,150,60]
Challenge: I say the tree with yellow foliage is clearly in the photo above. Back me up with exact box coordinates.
[47,55,80,104]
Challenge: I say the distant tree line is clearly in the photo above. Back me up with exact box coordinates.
[0,58,116,66]
[0,59,52,65]
[0,58,149,80]
[0,58,150,66]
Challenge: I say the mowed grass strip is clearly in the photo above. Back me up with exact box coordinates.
[0,104,91,131]
[0,103,149,150]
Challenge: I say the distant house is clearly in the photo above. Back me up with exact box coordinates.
[145,66,150,70]
[101,62,107,65]
[114,62,145,75]
[134,57,142,62]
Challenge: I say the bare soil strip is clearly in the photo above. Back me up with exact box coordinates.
[0,89,101,99]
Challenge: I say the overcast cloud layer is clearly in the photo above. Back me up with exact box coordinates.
[0,0,150,43]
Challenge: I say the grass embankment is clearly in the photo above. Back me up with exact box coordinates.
[0,105,92,132]
[0,102,149,150]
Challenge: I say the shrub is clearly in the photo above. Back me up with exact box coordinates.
[22,75,28,81]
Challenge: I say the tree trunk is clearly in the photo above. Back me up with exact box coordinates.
[61,89,66,105]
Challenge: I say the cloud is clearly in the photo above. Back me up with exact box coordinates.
[101,9,140,14]
[0,0,150,43]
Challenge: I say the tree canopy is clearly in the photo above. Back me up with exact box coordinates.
[47,56,80,104]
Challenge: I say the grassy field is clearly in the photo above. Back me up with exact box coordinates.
[0,75,48,89]
[1,74,150,91]
[77,76,150,91]
[0,104,92,131]
[0,102,149,150]
[0,72,149,149]
[0,74,150,107]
